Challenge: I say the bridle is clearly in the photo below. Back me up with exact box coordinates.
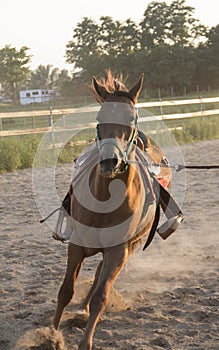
[96,94,139,172]
[96,123,138,164]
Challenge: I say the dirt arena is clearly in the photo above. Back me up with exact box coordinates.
[0,139,218,350]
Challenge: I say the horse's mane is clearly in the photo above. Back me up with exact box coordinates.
[90,70,128,103]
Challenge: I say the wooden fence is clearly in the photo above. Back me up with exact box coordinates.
[0,96,218,137]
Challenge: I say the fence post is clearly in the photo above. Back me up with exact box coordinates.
[32,115,35,129]
[158,88,163,116]
[62,114,66,127]
[171,86,174,98]
[48,106,55,150]
[200,96,203,119]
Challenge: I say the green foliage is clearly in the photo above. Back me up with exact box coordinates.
[28,64,59,89]
[58,144,85,163]
[0,135,40,173]
[139,0,207,48]
[66,15,141,80]
[19,135,40,168]
[188,118,218,140]
[65,0,219,92]
[25,65,72,92]
[0,138,22,172]
[66,17,100,79]
[172,117,219,144]
[0,45,31,102]
[0,134,90,173]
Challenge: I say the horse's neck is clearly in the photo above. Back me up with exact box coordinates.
[93,163,143,205]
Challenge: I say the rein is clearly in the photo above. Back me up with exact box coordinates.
[128,159,219,172]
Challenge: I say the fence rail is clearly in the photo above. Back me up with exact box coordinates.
[0,96,218,137]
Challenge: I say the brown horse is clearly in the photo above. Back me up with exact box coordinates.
[53,72,157,350]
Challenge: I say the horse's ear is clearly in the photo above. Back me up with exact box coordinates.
[92,76,109,102]
[128,74,144,103]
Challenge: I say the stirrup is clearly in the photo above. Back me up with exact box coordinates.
[52,223,72,243]
[157,214,184,240]
[52,208,72,243]
[52,232,66,243]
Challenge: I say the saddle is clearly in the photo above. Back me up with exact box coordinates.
[136,131,172,189]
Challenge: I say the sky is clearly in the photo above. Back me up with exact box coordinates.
[0,0,218,72]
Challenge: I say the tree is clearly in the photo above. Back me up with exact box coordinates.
[168,45,196,90]
[99,16,122,57]
[0,45,31,102]
[98,16,140,77]
[143,44,195,91]
[114,19,140,80]
[144,44,173,89]
[194,25,219,89]
[66,16,140,80]
[25,65,75,99]
[56,69,76,98]
[140,0,207,48]
[140,1,169,49]
[167,0,207,46]
[65,0,217,94]
[66,17,101,79]
[138,0,208,92]
[207,24,219,79]
[28,64,60,90]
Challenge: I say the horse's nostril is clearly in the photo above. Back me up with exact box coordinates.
[100,158,119,173]
[111,158,118,168]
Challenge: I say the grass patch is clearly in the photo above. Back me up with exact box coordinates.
[0,129,95,173]
[0,135,41,172]
[165,115,219,144]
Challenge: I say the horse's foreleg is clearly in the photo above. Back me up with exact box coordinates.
[79,245,128,350]
[53,243,84,330]
[78,260,103,315]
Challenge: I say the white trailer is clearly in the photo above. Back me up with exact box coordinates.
[19,89,54,105]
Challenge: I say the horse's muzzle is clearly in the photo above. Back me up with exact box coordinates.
[99,157,119,176]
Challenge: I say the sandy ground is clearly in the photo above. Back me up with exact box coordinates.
[0,139,219,350]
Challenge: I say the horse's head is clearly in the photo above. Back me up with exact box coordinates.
[92,72,144,177]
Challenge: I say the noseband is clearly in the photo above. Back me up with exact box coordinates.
[96,124,138,164]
